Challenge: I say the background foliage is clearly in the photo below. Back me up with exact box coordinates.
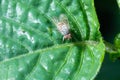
[95,0,120,80]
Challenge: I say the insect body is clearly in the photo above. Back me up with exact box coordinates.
[52,14,71,41]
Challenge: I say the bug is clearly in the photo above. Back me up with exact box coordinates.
[52,14,71,41]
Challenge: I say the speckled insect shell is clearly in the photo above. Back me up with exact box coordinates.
[52,14,71,40]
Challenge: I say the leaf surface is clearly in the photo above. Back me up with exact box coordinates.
[0,0,105,80]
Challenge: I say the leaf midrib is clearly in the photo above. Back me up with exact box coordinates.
[0,41,99,64]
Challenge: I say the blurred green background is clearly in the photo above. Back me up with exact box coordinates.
[94,0,120,80]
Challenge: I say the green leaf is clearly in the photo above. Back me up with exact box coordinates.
[114,33,120,49]
[112,33,120,60]
[0,0,105,80]
[105,33,120,61]
[0,41,104,80]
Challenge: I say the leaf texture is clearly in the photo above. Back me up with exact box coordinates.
[0,41,104,80]
[0,0,105,80]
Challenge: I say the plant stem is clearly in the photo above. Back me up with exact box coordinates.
[104,40,118,54]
